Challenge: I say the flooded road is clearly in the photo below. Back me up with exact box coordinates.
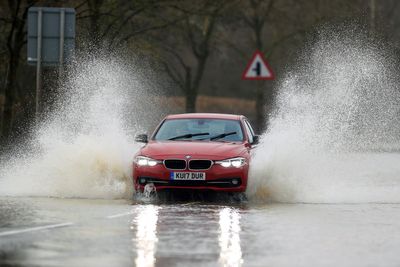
[1,197,400,267]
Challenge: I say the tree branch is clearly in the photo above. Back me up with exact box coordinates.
[107,5,154,48]
[162,61,185,90]
[118,17,182,44]
[74,0,88,11]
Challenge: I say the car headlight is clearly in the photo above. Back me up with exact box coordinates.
[215,157,246,168]
[135,156,161,167]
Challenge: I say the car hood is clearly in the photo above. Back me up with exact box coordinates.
[139,141,248,160]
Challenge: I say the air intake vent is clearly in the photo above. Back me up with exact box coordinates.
[189,160,212,170]
[164,159,186,170]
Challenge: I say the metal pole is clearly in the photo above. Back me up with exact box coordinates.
[35,8,42,121]
[59,9,65,77]
[256,80,264,133]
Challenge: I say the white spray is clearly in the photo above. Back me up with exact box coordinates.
[248,26,400,203]
[0,56,158,199]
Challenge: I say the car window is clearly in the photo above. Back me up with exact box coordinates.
[154,119,244,142]
[243,120,254,143]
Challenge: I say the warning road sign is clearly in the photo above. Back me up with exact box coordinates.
[242,50,274,80]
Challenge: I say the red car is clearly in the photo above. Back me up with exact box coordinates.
[133,113,258,195]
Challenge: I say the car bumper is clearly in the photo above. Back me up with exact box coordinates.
[133,164,248,192]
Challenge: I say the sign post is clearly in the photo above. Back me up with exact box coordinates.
[242,50,275,132]
[59,9,65,77]
[35,9,42,121]
[28,7,75,121]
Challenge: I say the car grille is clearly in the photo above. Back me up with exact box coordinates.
[189,160,212,170]
[164,159,186,170]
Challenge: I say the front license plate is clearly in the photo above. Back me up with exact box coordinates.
[171,172,206,180]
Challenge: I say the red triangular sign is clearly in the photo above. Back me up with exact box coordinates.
[242,50,275,80]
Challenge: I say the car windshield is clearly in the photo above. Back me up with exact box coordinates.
[154,119,244,142]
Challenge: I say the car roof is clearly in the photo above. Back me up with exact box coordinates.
[165,113,243,120]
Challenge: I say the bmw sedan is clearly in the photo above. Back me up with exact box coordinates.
[133,113,258,195]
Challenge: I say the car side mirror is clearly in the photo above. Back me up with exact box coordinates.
[252,135,260,145]
[135,134,148,143]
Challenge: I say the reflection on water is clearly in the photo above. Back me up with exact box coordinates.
[218,207,243,267]
[133,205,160,267]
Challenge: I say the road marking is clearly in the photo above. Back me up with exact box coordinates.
[106,211,135,219]
[0,222,74,237]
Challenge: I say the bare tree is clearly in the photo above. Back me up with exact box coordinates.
[76,0,179,52]
[0,0,34,139]
[157,0,230,113]
[219,0,320,132]
[0,0,64,140]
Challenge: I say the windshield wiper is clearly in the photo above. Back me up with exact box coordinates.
[168,132,210,140]
[209,131,237,141]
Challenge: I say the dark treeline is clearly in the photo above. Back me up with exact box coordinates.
[1,0,399,143]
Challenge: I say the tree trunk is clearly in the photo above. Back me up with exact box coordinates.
[88,0,104,51]
[185,88,196,113]
[1,0,28,140]
[183,66,196,113]
[186,55,207,114]
[370,0,376,33]
[2,52,18,139]
[0,66,6,137]
[0,94,4,137]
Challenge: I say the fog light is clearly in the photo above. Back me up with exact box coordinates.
[140,178,146,184]
[231,179,239,185]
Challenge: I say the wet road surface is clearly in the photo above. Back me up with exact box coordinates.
[1,197,400,267]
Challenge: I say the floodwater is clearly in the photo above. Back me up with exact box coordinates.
[1,197,400,267]
[2,27,400,267]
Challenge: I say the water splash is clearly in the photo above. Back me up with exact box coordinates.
[0,55,159,199]
[248,26,400,203]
